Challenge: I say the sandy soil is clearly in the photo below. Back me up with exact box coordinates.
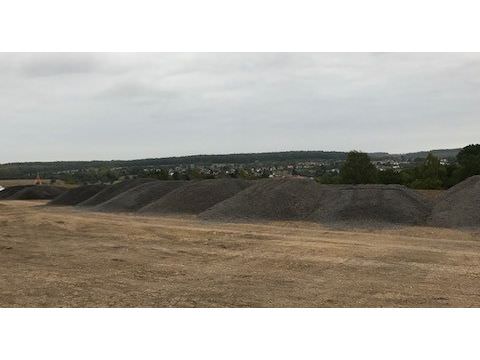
[1,200,479,307]
[0,179,75,187]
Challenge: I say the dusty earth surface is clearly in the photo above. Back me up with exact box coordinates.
[0,179,75,188]
[1,200,479,307]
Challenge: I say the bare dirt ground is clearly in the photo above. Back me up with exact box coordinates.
[1,200,479,307]
[0,179,75,188]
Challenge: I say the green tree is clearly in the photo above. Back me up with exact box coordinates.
[238,169,251,179]
[103,170,118,184]
[410,153,444,189]
[340,151,377,184]
[423,153,441,179]
[457,144,480,179]
[187,168,203,180]
[443,163,463,188]
[377,168,401,184]
[316,171,341,184]
[399,169,415,186]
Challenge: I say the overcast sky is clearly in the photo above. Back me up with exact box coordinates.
[1,53,479,163]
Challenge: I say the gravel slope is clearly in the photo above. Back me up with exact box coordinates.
[199,178,325,221]
[76,179,156,207]
[7,186,67,200]
[308,184,432,226]
[94,181,186,213]
[429,175,480,228]
[49,185,107,206]
[139,179,252,215]
[0,185,32,199]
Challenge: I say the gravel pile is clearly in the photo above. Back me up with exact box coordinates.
[199,178,326,221]
[139,179,252,215]
[48,185,107,206]
[94,181,186,213]
[76,178,156,207]
[0,185,32,199]
[429,175,480,228]
[7,185,67,200]
[6,177,461,227]
[308,184,432,226]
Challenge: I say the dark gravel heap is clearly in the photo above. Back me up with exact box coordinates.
[308,184,432,226]
[94,181,186,213]
[429,175,480,228]
[199,178,326,221]
[139,179,252,215]
[48,184,107,206]
[76,178,156,207]
[0,185,32,199]
[7,185,67,200]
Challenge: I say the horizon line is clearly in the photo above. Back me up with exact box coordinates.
[0,146,466,165]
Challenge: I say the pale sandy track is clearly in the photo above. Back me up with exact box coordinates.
[1,200,479,307]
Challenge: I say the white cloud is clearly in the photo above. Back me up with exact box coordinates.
[1,53,479,162]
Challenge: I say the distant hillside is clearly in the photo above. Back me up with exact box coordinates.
[0,148,461,179]
[0,151,347,178]
[400,148,461,160]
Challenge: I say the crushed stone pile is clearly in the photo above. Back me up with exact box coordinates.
[0,185,32,199]
[429,175,480,228]
[48,184,107,206]
[94,181,186,213]
[139,179,252,215]
[7,185,67,200]
[308,184,432,226]
[199,178,326,221]
[76,178,156,207]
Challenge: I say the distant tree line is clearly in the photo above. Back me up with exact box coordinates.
[1,146,477,189]
[56,164,272,185]
[317,144,480,189]
[6,148,443,181]
[0,150,349,178]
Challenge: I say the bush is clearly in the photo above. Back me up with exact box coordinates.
[377,169,402,184]
[457,144,480,179]
[340,151,377,184]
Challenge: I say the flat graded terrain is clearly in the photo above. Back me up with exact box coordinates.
[0,179,75,188]
[1,200,479,307]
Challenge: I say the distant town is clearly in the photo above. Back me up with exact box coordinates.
[0,148,466,190]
